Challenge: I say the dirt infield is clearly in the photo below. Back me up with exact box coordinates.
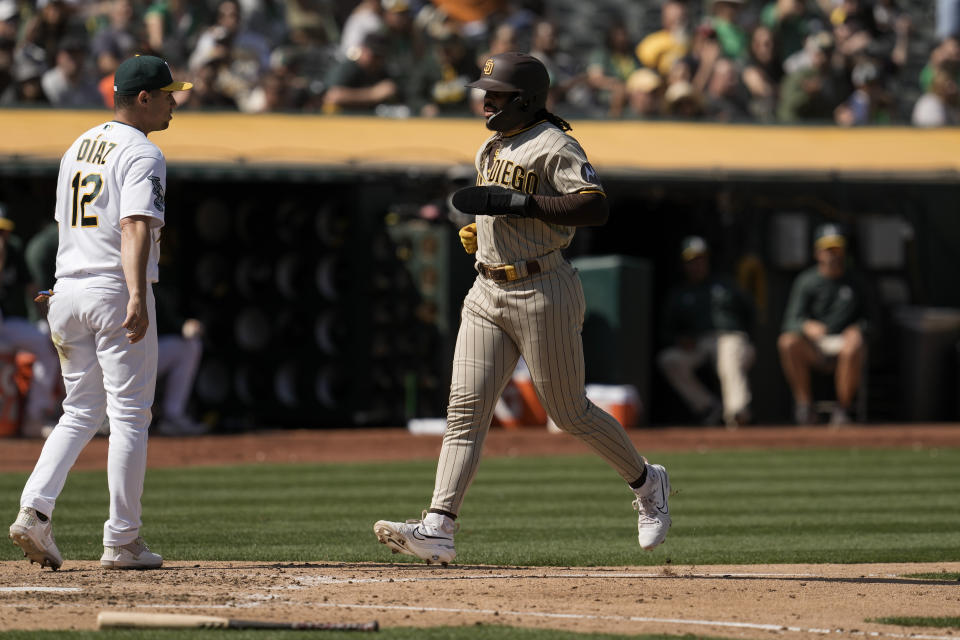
[2,560,960,638]
[3,424,960,637]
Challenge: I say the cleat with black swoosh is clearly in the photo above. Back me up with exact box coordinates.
[374,514,456,565]
[632,463,671,550]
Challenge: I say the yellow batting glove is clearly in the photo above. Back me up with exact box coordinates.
[459,222,478,254]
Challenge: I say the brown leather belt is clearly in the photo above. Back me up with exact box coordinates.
[478,260,541,282]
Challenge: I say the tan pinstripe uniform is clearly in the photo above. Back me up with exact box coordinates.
[430,119,647,515]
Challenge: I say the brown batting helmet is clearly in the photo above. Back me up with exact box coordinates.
[467,52,550,132]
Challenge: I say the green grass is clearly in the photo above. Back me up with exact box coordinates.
[869,617,960,629]
[3,448,958,639]
[2,448,960,566]
[902,571,960,581]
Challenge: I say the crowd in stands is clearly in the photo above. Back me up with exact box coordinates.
[0,0,957,126]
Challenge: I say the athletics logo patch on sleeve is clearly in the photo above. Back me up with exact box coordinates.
[148,176,165,212]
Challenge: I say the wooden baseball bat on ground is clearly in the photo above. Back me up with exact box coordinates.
[97,611,379,631]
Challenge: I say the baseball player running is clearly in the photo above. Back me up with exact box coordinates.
[8,55,191,570]
[375,52,670,565]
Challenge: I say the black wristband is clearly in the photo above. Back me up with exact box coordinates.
[452,186,530,216]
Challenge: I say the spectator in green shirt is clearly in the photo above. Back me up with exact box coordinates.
[761,0,826,65]
[919,35,960,94]
[586,23,640,117]
[777,224,871,425]
[706,0,749,61]
[658,236,756,427]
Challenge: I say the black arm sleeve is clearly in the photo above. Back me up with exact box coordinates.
[527,192,609,226]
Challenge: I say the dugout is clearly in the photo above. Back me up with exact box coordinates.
[1,111,958,428]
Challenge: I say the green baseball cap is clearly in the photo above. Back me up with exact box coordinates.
[113,55,192,96]
[813,223,846,250]
[0,203,13,232]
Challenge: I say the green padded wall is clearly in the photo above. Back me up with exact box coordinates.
[572,255,653,424]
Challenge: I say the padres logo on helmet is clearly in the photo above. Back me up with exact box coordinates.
[467,52,550,132]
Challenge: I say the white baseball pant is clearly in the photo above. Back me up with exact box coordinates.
[431,260,647,515]
[657,331,754,424]
[20,275,157,546]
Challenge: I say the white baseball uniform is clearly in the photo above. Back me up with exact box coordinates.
[430,120,648,516]
[20,120,164,546]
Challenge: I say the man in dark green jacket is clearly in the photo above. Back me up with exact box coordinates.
[658,236,756,427]
[778,224,870,425]
[776,31,843,123]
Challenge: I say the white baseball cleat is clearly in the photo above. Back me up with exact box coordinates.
[374,514,456,566]
[633,463,672,550]
[100,537,163,569]
[9,507,63,570]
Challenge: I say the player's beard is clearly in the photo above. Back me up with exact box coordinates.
[483,103,499,126]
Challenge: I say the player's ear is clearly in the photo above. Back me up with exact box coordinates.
[137,90,151,105]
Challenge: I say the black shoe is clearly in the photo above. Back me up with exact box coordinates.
[698,403,723,426]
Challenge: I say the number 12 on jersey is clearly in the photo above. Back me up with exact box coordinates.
[71,172,102,228]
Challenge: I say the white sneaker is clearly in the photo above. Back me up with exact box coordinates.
[374,513,456,565]
[101,537,163,569]
[633,463,672,550]
[794,403,815,425]
[829,406,852,427]
[9,507,63,570]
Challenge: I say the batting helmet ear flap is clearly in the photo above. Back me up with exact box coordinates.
[486,90,548,130]
[486,94,530,131]
[518,93,535,112]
